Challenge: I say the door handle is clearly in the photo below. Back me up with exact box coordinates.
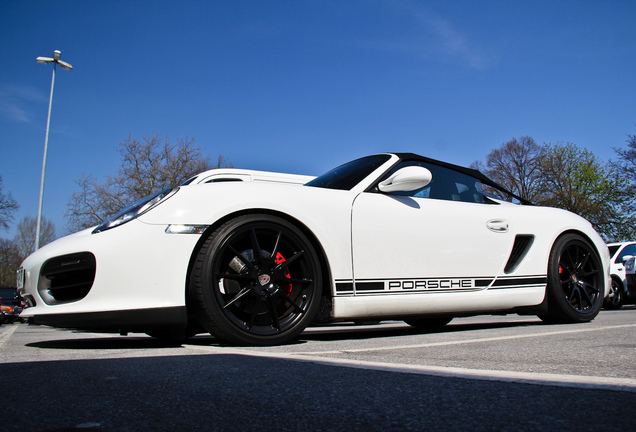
[487,219,509,233]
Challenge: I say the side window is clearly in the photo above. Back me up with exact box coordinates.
[380,161,486,204]
[616,244,636,263]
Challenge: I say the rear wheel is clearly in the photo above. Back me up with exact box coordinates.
[190,214,322,346]
[540,234,604,324]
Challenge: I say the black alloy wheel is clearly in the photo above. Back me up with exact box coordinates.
[191,214,322,345]
[603,279,623,309]
[540,233,604,323]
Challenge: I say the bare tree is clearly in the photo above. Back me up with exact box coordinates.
[472,136,543,202]
[0,238,22,286]
[14,215,56,257]
[66,133,232,232]
[0,175,19,231]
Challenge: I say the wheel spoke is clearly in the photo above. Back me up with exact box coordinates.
[275,250,305,272]
[216,272,252,281]
[582,268,599,278]
[580,286,593,307]
[222,287,252,309]
[266,296,282,331]
[270,230,282,260]
[250,228,264,266]
[577,252,590,272]
[246,308,257,330]
[281,277,313,285]
[281,295,305,313]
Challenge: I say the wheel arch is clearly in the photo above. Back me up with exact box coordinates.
[184,209,334,321]
[552,229,604,258]
[548,228,608,293]
[521,228,607,317]
[611,274,626,291]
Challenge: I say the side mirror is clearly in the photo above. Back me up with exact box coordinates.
[623,255,635,274]
[378,166,433,193]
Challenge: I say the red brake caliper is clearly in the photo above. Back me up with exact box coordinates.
[275,252,293,294]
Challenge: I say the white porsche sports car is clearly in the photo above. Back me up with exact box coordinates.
[17,153,610,345]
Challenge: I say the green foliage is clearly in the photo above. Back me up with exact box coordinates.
[475,136,635,243]
[536,142,629,241]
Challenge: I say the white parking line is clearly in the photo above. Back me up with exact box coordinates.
[185,323,636,393]
[0,325,19,348]
[300,323,636,355]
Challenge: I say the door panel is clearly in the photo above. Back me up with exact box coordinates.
[351,193,514,291]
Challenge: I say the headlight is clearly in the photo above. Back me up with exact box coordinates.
[92,188,178,233]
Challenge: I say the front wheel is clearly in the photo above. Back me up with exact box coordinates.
[190,214,323,346]
[540,234,604,324]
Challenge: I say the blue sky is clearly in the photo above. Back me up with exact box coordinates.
[1,0,635,239]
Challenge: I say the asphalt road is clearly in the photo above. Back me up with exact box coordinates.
[1,308,635,432]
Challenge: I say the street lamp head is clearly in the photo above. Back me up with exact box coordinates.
[36,50,73,71]
[57,60,73,71]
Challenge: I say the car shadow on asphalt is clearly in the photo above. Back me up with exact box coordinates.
[26,335,187,350]
[26,319,545,350]
[299,320,546,342]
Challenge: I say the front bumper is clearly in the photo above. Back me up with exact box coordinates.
[18,220,204,331]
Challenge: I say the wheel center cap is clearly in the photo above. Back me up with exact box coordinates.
[258,274,271,286]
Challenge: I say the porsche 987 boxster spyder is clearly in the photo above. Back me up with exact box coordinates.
[17,153,610,345]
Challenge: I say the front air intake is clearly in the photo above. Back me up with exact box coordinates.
[39,252,96,304]
[504,235,534,273]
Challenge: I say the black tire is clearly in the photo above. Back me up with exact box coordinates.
[603,278,623,310]
[404,317,452,330]
[190,214,322,346]
[540,234,604,324]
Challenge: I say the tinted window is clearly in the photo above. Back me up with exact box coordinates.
[306,155,391,190]
[379,161,486,204]
[616,244,636,263]
[608,245,620,258]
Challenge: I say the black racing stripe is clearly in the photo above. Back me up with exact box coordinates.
[336,282,354,293]
[491,276,547,288]
[355,282,385,291]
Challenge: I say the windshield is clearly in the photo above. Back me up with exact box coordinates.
[306,154,391,190]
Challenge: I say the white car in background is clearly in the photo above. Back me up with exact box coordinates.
[17,154,610,346]
[605,242,636,309]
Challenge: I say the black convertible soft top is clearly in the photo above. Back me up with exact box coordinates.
[395,153,532,205]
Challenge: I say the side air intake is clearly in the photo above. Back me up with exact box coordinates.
[504,235,534,273]
[39,252,96,304]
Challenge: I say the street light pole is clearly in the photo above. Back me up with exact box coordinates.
[35,50,72,251]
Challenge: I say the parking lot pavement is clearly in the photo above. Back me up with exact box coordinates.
[1,309,635,431]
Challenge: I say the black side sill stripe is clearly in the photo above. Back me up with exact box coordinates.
[335,275,547,295]
[489,276,547,289]
[335,281,354,293]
